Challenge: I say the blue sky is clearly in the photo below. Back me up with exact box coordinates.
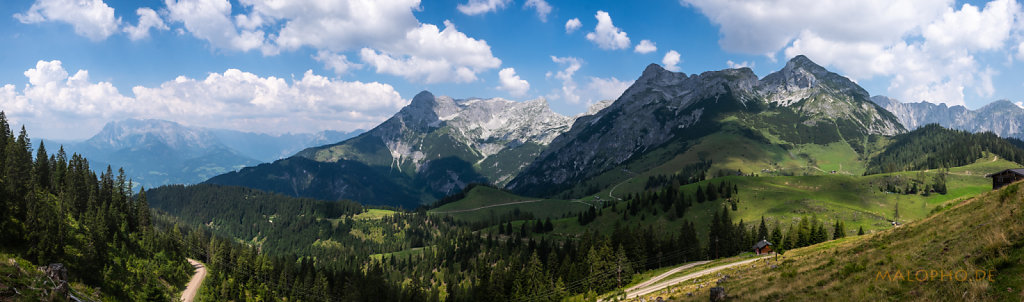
[1,0,1022,140]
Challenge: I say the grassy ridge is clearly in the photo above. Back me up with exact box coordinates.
[661,178,1024,301]
[428,186,590,223]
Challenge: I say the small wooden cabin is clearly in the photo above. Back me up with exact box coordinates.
[752,239,773,255]
[986,169,1024,190]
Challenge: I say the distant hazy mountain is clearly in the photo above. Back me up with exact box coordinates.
[206,92,610,207]
[59,119,362,188]
[871,96,1024,139]
[209,129,362,162]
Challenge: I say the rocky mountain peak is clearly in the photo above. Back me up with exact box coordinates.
[761,55,828,90]
[85,119,220,151]
[636,63,687,86]
[981,99,1022,111]
[759,55,872,107]
[409,90,436,106]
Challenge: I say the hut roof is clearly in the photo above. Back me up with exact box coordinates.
[986,169,1024,178]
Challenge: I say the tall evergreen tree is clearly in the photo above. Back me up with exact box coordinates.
[758,216,769,241]
[34,141,50,192]
[136,188,151,231]
[770,224,783,247]
[833,221,846,239]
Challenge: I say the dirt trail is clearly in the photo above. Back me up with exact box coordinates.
[621,261,711,294]
[180,258,207,302]
[431,199,542,214]
[621,256,767,299]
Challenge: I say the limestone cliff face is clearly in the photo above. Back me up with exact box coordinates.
[872,96,1024,139]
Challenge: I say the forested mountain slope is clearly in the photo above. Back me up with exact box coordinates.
[0,112,192,300]
[866,124,1024,174]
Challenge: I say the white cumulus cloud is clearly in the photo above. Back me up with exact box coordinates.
[547,56,583,104]
[164,0,267,53]
[358,21,501,83]
[0,60,406,140]
[726,60,753,69]
[684,0,1024,107]
[123,7,169,41]
[634,40,657,54]
[543,56,630,105]
[497,68,530,97]
[15,0,121,41]
[457,0,511,16]
[565,18,582,34]
[524,0,552,22]
[585,77,632,101]
[585,11,630,50]
[1018,41,1024,60]
[923,0,1017,51]
[159,0,502,83]
[662,50,681,71]
[314,51,361,75]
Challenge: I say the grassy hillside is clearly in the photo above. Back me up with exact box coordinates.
[658,179,1024,301]
[432,154,1015,248]
[428,186,590,224]
[551,113,883,200]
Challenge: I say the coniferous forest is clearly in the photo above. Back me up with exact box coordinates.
[866,124,1024,174]
[0,112,192,300]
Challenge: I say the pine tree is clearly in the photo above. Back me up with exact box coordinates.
[833,221,846,239]
[0,112,9,239]
[796,217,811,247]
[136,188,151,230]
[5,126,33,230]
[34,141,50,192]
[614,245,633,289]
[785,224,799,250]
[858,226,865,236]
[706,183,719,201]
[770,224,783,248]
[758,216,769,241]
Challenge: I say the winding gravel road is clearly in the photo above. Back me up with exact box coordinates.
[180,258,207,302]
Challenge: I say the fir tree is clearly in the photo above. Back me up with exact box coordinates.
[34,141,50,192]
[758,216,769,241]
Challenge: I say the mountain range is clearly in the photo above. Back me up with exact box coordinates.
[57,119,362,188]
[870,95,1024,139]
[70,55,1022,207]
[508,55,904,197]
[206,92,612,208]
[207,55,912,206]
